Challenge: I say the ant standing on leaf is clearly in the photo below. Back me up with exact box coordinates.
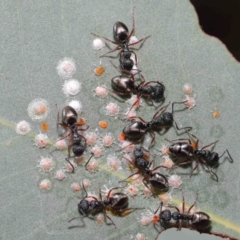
[121,101,192,148]
[56,105,89,173]
[120,147,169,192]
[167,133,233,181]
[91,7,150,73]
[68,182,142,227]
[153,192,211,239]
[108,62,165,111]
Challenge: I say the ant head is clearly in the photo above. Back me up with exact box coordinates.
[151,83,165,102]
[207,152,219,167]
[78,199,89,214]
[72,144,85,157]
[113,21,129,43]
[160,209,172,221]
[133,147,144,159]
[62,106,77,126]
[162,112,173,125]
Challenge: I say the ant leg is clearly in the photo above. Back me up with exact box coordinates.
[152,102,171,119]
[103,209,117,227]
[85,153,94,170]
[149,130,156,147]
[189,158,199,178]
[151,165,170,172]
[128,94,141,112]
[174,121,192,132]
[128,6,136,39]
[200,140,219,150]
[199,157,219,181]
[171,100,188,114]
[81,180,89,198]
[119,171,141,183]
[90,32,119,45]
[154,202,163,214]
[105,184,128,200]
[165,137,191,143]
[123,155,135,168]
[116,206,143,216]
[219,149,233,163]
[188,193,198,214]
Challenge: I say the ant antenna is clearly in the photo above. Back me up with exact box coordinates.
[219,149,234,163]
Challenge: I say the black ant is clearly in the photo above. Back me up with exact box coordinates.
[167,133,233,181]
[110,73,165,110]
[68,182,141,227]
[120,147,169,192]
[122,101,192,147]
[91,7,150,72]
[153,193,211,239]
[57,106,89,172]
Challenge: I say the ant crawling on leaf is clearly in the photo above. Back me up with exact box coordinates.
[108,62,165,110]
[121,101,192,147]
[153,192,238,240]
[153,192,211,239]
[91,7,150,72]
[56,105,89,172]
[68,181,142,227]
[120,147,169,192]
[167,133,233,181]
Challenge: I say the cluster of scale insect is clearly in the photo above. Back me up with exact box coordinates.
[13,7,237,240]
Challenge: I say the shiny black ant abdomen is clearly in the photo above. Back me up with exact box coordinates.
[122,101,191,146]
[91,8,150,72]
[111,74,165,110]
[120,147,169,192]
[68,182,141,227]
[154,194,211,239]
[167,133,233,181]
[57,106,89,172]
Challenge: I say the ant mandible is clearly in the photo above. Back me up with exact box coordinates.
[122,101,192,147]
[57,106,89,172]
[68,182,141,227]
[153,193,211,239]
[91,7,150,72]
[167,133,233,181]
[120,147,169,192]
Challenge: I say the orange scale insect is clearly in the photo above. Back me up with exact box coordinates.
[77,117,86,126]
[94,65,105,76]
[212,109,220,118]
[40,121,49,132]
[118,132,126,141]
[98,120,108,129]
